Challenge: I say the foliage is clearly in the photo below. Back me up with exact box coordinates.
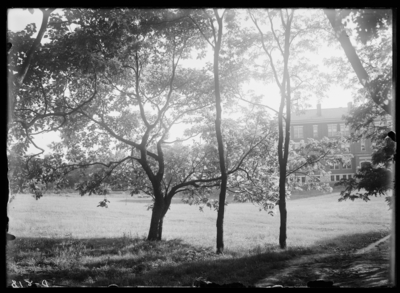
[328,8,394,207]
[335,136,394,206]
[337,9,392,44]
[337,163,392,200]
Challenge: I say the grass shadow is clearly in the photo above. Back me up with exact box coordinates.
[6,229,390,287]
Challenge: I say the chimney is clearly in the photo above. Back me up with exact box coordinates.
[317,103,321,116]
[347,102,353,111]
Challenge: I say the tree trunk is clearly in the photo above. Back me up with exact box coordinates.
[323,9,392,115]
[147,192,173,241]
[277,10,293,250]
[278,190,287,249]
[216,176,227,254]
[147,196,164,241]
[212,10,227,255]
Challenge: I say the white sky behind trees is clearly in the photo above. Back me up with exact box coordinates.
[8,8,356,155]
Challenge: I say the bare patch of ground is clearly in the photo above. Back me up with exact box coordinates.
[256,235,392,288]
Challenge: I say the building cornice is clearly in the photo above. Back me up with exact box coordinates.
[291,118,345,125]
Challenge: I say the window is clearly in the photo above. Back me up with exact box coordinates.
[328,124,338,136]
[293,126,303,139]
[331,175,335,182]
[336,175,340,181]
[301,177,306,183]
[330,163,340,170]
[361,139,366,151]
[313,125,318,138]
[342,175,347,180]
[348,174,352,179]
[340,123,350,136]
[343,161,352,169]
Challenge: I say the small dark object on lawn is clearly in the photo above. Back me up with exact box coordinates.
[7,233,16,241]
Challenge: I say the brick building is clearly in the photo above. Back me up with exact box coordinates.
[290,102,376,184]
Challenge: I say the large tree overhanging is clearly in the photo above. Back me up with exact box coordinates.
[323,9,392,115]
[8,8,55,132]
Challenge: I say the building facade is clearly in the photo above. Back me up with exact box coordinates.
[290,102,374,184]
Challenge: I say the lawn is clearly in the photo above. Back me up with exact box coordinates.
[6,192,391,287]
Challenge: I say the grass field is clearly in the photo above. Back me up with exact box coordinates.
[6,192,391,287]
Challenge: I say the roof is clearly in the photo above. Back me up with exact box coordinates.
[291,107,350,124]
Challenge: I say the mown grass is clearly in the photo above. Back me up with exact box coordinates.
[6,192,391,287]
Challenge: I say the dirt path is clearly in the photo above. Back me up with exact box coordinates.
[255,235,392,288]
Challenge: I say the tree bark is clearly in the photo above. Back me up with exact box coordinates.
[147,196,164,241]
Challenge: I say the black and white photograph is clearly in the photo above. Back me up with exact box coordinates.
[6,8,395,288]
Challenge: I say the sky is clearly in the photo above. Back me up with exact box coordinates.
[8,8,355,155]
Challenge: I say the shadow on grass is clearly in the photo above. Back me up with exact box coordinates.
[6,230,390,287]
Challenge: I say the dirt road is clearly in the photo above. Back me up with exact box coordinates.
[256,235,392,288]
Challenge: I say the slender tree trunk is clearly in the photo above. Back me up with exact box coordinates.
[216,174,227,253]
[212,10,228,254]
[277,10,293,249]
[278,175,287,248]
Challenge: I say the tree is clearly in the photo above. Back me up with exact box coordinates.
[39,9,265,244]
[7,8,103,197]
[322,8,394,203]
[335,99,394,205]
[188,8,234,254]
[249,8,338,248]
[182,104,280,213]
[323,9,392,115]
[7,8,56,132]
[323,9,395,285]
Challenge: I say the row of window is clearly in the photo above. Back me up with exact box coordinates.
[293,124,350,139]
[330,162,352,169]
[292,140,365,152]
[330,174,353,182]
[295,174,354,184]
